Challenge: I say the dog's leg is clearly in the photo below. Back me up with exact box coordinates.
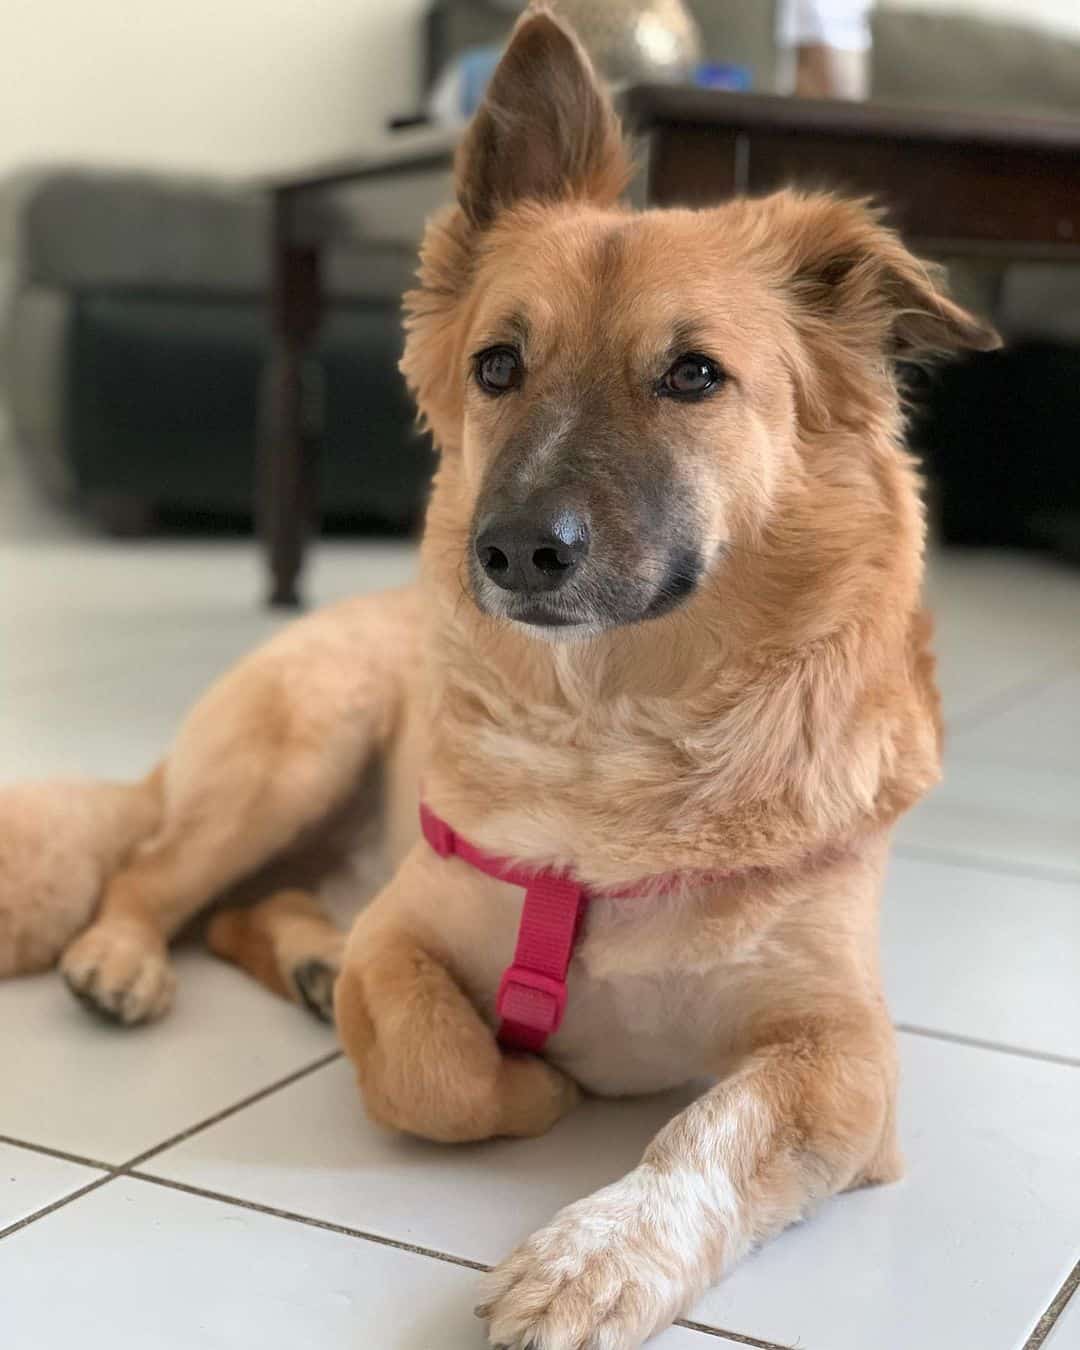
[334,851,581,1143]
[479,1009,900,1349]
[0,774,161,978]
[60,592,413,1025]
[60,740,376,1026]
[206,891,344,1023]
[337,937,580,1143]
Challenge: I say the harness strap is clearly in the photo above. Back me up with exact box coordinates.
[420,803,585,1053]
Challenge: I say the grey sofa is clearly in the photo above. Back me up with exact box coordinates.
[0,0,778,534]
[0,166,441,531]
[871,6,1080,559]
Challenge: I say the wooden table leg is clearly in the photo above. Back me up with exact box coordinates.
[259,189,324,608]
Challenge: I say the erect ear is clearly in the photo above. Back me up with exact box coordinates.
[402,7,629,447]
[455,5,632,229]
[768,191,1001,359]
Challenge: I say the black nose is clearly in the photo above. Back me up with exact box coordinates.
[475,506,590,594]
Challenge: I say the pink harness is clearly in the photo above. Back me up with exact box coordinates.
[420,804,844,1054]
[420,802,680,1054]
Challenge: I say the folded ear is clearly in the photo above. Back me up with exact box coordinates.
[769,191,1001,359]
[455,5,631,229]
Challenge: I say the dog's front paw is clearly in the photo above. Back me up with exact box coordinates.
[61,917,175,1025]
[478,1169,697,1350]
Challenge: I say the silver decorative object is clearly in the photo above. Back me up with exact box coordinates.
[550,0,703,85]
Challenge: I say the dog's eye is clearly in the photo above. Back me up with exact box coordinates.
[474,346,523,395]
[659,353,724,400]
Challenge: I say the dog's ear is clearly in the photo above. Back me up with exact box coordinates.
[455,5,631,229]
[769,192,1001,359]
[403,7,629,448]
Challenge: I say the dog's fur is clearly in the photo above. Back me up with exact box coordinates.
[0,9,1000,1346]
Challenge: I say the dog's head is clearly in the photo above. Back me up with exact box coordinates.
[403,6,998,638]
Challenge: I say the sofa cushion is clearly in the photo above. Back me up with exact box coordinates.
[2,169,269,293]
[872,8,1080,118]
[0,167,424,303]
[40,290,431,522]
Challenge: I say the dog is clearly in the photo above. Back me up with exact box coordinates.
[0,7,999,1346]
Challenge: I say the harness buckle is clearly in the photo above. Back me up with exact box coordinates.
[496,965,568,1037]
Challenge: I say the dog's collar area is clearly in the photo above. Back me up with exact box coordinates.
[421,802,845,1053]
[419,803,748,1051]
[420,802,586,1052]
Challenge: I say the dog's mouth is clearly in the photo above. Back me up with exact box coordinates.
[504,600,581,629]
[467,575,594,632]
[497,598,604,638]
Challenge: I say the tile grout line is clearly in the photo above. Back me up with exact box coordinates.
[125,1171,781,1349]
[1022,1258,1080,1350]
[674,1318,798,1348]
[0,1032,1059,1342]
[0,1049,342,1242]
[0,1043,794,1347]
[0,1173,117,1242]
[895,1023,1080,1070]
[125,1170,491,1272]
[893,844,1080,889]
[118,1048,343,1171]
[0,1132,115,1173]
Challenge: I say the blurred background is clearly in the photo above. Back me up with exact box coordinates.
[2,0,1080,565]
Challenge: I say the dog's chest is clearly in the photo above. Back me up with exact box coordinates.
[550,956,733,1095]
[441,881,757,1097]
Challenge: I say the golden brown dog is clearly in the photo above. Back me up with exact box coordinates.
[0,8,999,1346]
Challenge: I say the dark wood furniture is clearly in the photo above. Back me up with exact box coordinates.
[262,91,1080,606]
[262,144,454,606]
[629,87,1080,260]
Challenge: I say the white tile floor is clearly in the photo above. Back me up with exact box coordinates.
[1,433,1078,1349]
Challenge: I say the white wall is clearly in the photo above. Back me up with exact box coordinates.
[0,0,430,179]
[5,1,1079,182]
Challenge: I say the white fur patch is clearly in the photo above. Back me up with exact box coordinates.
[480,1161,743,1349]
